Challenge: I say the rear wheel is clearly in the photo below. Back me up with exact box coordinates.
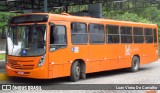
[70,61,80,82]
[80,72,86,79]
[130,56,140,72]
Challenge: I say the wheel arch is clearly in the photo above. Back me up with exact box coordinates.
[71,59,86,74]
[133,54,140,62]
[129,54,140,72]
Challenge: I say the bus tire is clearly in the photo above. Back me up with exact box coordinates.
[130,56,140,72]
[70,61,80,82]
[80,72,86,79]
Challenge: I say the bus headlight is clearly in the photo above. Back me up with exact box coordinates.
[37,55,45,67]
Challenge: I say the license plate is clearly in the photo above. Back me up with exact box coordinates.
[17,72,24,75]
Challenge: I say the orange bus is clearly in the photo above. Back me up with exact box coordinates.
[6,13,158,81]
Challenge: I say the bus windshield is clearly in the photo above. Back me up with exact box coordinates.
[7,24,46,56]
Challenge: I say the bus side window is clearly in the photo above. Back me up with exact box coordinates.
[50,25,67,51]
[89,24,105,44]
[153,29,157,43]
[133,27,144,43]
[71,22,88,44]
[106,25,119,44]
[144,28,153,43]
[120,26,132,43]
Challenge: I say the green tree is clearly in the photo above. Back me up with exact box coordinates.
[0,12,17,27]
[103,12,151,23]
[0,12,17,37]
[140,7,160,23]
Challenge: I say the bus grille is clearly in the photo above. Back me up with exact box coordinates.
[8,60,35,70]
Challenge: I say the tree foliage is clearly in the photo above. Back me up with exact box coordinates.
[0,12,17,37]
[105,12,150,23]
[0,12,17,27]
[103,6,160,32]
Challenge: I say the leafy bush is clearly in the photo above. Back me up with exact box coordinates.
[103,11,151,23]
[0,12,17,37]
[112,12,151,23]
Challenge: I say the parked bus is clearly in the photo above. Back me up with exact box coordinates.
[6,13,158,81]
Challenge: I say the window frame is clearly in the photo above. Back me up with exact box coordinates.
[133,27,144,44]
[8,24,47,57]
[120,26,132,44]
[144,28,153,44]
[106,24,120,44]
[89,23,105,44]
[50,24,68,52]
[153,28,157,43]
[71,22,88,45]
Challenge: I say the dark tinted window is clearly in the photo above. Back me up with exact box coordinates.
[153,29,157,43]
[106,25,120,43]
[133,27,144,43]
[120,26,132,43]
[50,25,67,51]
[144,28,153,43]
[10,15,48,24]
[89,24,105,44]
[71,22,88,44]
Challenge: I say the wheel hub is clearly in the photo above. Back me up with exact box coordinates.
[75,66,80,77]
[133,59,138,70]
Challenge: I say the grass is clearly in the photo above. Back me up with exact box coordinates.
[0,54,5,60]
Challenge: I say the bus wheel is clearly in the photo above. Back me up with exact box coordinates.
[130,56,140,72]
[80,72,86,79]
[70,61,80,82]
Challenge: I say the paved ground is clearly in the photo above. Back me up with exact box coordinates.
[0,39,6,51]
[1,60,160,84]
[0,60,160,93]
[0,61,5,72]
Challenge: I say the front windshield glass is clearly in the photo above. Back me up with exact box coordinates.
[7,24,46,56]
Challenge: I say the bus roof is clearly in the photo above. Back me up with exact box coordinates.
[16,13,158,28]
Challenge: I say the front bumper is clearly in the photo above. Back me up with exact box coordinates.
[6,64,48,79]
